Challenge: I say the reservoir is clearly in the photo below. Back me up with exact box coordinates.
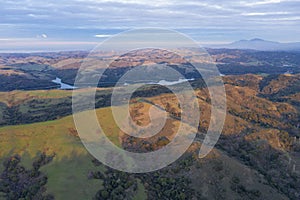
[52,77,77,90]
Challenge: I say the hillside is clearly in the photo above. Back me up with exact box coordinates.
[0,74,299,199]
[0,101,290,200]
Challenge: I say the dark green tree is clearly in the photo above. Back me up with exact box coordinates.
[0,153,55,200]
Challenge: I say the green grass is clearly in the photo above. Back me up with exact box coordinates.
[41,154,103,200]
[133,179,147,200]
[0,106,124,199]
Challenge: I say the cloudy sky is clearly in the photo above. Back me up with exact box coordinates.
[1,0,300,51]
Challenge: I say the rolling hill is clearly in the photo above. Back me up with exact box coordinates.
[0,73,299,199]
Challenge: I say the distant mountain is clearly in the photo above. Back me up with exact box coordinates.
[210,38,300,51]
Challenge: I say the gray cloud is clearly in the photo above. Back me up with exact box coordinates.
[0,0,299,51]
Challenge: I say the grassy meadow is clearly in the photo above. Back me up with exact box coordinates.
[0,103,146,199]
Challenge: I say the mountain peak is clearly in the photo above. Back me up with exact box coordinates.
[250,38,265,42]
[209,38,300,51]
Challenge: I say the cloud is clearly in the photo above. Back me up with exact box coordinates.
[240,0,282,6]
[0,0,299,48]
[241,12,290,16]
[94,34,112,38]
[36,34,48,39]
[1,0,298,29]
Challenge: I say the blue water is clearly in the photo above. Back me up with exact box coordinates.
[124,78,195,86]
[52,77,77,90]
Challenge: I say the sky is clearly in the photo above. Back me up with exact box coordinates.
[1,0,300,52]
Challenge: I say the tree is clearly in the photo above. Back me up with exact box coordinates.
[93,168,137,200]
[0,153,55,200]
